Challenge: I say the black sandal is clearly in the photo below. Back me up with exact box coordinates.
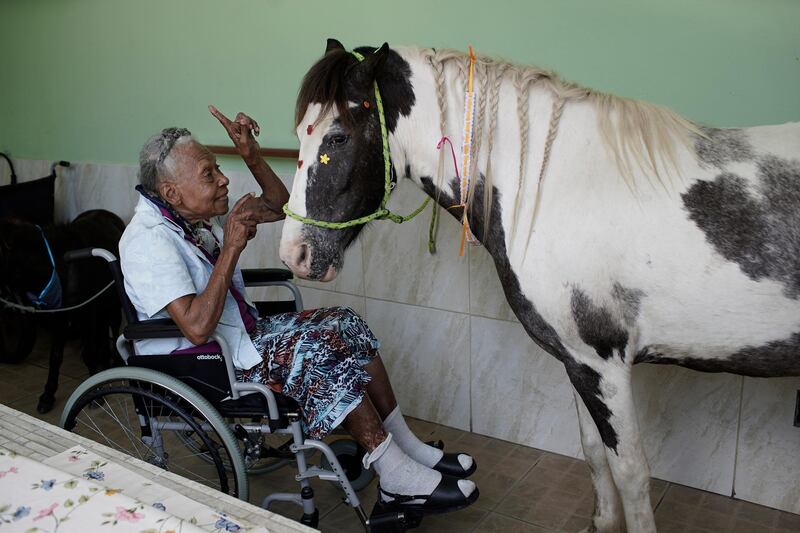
[432,452,477,478]
[377,477,479,514]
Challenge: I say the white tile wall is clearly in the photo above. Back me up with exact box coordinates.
[7,157,799,512]
[366,298,471,431]
[362,180,470,313]
[633,365,741,495]
[734,376,800,514]
[470,316,582,457]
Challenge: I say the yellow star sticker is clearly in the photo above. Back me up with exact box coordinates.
[320,153,330,165]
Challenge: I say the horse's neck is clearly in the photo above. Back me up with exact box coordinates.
[393,48,571,251]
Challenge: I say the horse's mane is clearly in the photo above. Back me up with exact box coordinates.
[421,48,702,189]
[417,48,704,243]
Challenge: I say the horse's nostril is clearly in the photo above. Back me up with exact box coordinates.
[298,244,308,265]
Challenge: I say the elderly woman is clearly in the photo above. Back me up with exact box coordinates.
[118,107,478,513]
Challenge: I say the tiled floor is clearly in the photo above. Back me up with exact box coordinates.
[2,334,799,533]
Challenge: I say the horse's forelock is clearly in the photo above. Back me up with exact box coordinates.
[295,49,358,132]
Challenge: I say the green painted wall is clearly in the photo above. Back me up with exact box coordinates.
[1,0,798,175]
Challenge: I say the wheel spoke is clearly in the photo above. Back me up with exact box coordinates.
[95,396,150,458]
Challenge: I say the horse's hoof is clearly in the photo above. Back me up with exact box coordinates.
[37,395,55,414]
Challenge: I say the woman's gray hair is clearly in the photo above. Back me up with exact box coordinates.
[138,127,195,194]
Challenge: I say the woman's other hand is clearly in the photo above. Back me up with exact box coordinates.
[209,105,261,164]
[223,193,258,253]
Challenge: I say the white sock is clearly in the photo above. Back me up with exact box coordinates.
[364,433,475,503]
[383,407,473,472]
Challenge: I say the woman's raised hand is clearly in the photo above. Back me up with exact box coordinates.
[209,105,261,164]
[223,193,258,252]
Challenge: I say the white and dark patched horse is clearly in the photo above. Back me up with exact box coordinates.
[278,39,800,532]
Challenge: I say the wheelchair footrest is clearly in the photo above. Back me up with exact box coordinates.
[367,501,423,532]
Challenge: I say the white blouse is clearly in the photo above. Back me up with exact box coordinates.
[119,196,261,370]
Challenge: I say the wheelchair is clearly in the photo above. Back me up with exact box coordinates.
[59,248,427,532]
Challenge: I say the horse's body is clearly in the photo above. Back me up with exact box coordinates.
[0,209,124,412]
[279,42,800,531]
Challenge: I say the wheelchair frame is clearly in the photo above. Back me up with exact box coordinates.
[59,248,374,530]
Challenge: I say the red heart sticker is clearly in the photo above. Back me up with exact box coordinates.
[306,124,314,135]
[297,160,304,169]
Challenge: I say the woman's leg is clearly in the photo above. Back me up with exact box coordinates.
[363,356,398,420]
[342,394,388,451]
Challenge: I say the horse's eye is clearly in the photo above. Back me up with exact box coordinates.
[327,134,349,147]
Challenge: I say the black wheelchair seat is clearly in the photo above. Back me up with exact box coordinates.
[217,390,300,422]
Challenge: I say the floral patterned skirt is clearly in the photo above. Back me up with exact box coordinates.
[236,306,379,438]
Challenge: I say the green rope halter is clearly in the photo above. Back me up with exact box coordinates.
[282,50,432,233]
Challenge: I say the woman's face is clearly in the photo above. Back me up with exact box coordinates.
[167,142,230,222]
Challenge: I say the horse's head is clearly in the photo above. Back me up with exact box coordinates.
[279,39,415,280]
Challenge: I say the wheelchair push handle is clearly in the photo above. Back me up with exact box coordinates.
[63,247,117,263]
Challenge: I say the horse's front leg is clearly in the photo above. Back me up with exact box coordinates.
[567,359,655,533]
[573,389,624,533]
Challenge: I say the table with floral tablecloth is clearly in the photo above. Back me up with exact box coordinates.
[1,446,212,532]
[0,403,314,533]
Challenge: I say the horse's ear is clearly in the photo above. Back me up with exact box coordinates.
[348,42,390,92]
[326,38,346,54]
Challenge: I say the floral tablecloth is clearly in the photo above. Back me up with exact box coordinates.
[44,446,266,533]
[0,445,268,532]
[0,446,208,532]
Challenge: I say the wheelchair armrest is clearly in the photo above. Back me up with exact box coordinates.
[124,318,185,339]
[241,268,293,284]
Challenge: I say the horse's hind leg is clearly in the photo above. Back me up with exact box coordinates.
[573,389,624,533]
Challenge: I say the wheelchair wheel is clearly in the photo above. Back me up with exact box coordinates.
[321,438,374,492]
[61,367,248,500]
